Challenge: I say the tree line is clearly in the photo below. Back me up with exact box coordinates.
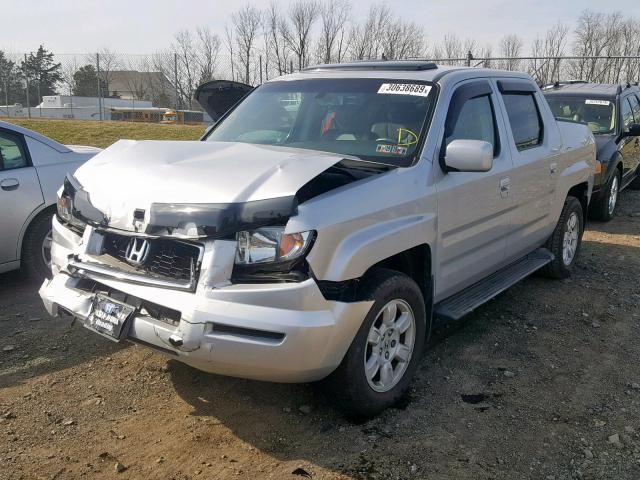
[1,5,639,111]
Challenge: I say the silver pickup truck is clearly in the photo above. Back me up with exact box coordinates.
[40,62,595,416]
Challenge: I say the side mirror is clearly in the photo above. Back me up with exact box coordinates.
[624,123,640,137]
[444,139,493,172]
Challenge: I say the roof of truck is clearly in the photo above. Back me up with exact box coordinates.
[542,82,640,98]
[271,61,533,85]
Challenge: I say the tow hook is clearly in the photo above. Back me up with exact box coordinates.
[168,334,184,347]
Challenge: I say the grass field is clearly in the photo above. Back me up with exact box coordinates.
[1,117,205,148]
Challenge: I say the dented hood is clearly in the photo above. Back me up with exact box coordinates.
[72,140,347,233]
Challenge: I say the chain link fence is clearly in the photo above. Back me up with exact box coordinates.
[2,52,639,122]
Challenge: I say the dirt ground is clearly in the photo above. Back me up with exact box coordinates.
[1,191,639,480]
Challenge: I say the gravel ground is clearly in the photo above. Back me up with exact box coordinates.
[0,190,639,480]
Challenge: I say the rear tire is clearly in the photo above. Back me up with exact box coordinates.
[540,196,583,279]
[324,268,427,418]
[590,170,620,221]
[22,211,54,280]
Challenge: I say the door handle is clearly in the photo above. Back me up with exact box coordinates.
[0,178,19,191]
[550,162,558,174]
[499,177,510,197]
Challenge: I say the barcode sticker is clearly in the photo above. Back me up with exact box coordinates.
[585,99,610,106]
[378,83,432,97]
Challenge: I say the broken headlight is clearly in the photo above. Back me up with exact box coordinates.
[235,228,314,265]
[56,193,86,231]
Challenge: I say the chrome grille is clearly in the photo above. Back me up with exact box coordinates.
[100,233,202,283]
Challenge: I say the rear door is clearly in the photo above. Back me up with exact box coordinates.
[496,80,560,261]
[435,79,514,299]
[620,94,640,184]
[0,128,44,265]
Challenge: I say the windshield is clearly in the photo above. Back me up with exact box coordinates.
[545,96,616,134]
[205,78,437,166]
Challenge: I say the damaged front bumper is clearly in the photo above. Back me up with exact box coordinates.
[40,217,372,383]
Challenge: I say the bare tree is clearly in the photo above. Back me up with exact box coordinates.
[89,47,120,97]
[232,4,262,84]
[347,3,390,60]
[172,29,199,109]
[382,19,426,59]
[224,23,237,82]
[281,0,320,69]
[60,56,79,96]
[498,34,523,71]
[317,0,351,63]
[530,22,568,85]
[265,2,289,76]
[196,27,221,84]
[441,33,463,63]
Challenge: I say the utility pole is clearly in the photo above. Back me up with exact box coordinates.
[4,79,9,117]
[259,55,263,84]
[174,52,179,111]
[24,53,31,119]
[96,53,102,121]
[37,81,41,117]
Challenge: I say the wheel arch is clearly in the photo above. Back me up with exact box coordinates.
[18,203,56,261]
[567,182,589,226]
[316,243,433,326]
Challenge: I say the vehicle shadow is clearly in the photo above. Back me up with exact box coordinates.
[0,269,126,389]
[586,190,640,236]
[166,234,640,476]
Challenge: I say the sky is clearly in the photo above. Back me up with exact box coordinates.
[2,0,640,55]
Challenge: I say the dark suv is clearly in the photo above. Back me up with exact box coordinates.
[544,82,640,220]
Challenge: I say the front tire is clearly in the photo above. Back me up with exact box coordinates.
[22,211,54,280]
[540,196,584,279]
[324,268,427,417]
[590,170,620,221]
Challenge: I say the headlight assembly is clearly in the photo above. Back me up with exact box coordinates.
[56,192,87,231]
[235,227,314,265]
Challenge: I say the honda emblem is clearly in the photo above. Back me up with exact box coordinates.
[125,238,150,266]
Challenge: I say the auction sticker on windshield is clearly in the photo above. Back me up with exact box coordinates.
[85,294,135,341]
[585,99,610,106]
[378,83,432,97]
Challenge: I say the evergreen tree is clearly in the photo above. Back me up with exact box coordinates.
[20,45,62,106]
[72,64,105,97]
[0,51,24,106]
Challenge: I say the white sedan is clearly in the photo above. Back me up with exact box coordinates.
[0,120,100,278]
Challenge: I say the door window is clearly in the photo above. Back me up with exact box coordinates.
[445,95,497,155]
[627,95,640,125]
[0,130,28,170]
[502,93,543,150]
[621,97,635,131]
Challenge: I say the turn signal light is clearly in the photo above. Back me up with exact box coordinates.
[594,161,602,174]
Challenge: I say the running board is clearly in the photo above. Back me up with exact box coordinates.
[434,248,554,323]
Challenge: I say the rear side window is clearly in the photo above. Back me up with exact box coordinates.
[502,93,543,150]
[621,98,635,131]
[445,95,497,155]
[0,130,28,170]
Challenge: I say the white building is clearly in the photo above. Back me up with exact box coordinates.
[13,95,154,120]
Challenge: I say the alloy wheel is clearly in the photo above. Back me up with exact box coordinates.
[364,299,416,393]
[562,212,579,266]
